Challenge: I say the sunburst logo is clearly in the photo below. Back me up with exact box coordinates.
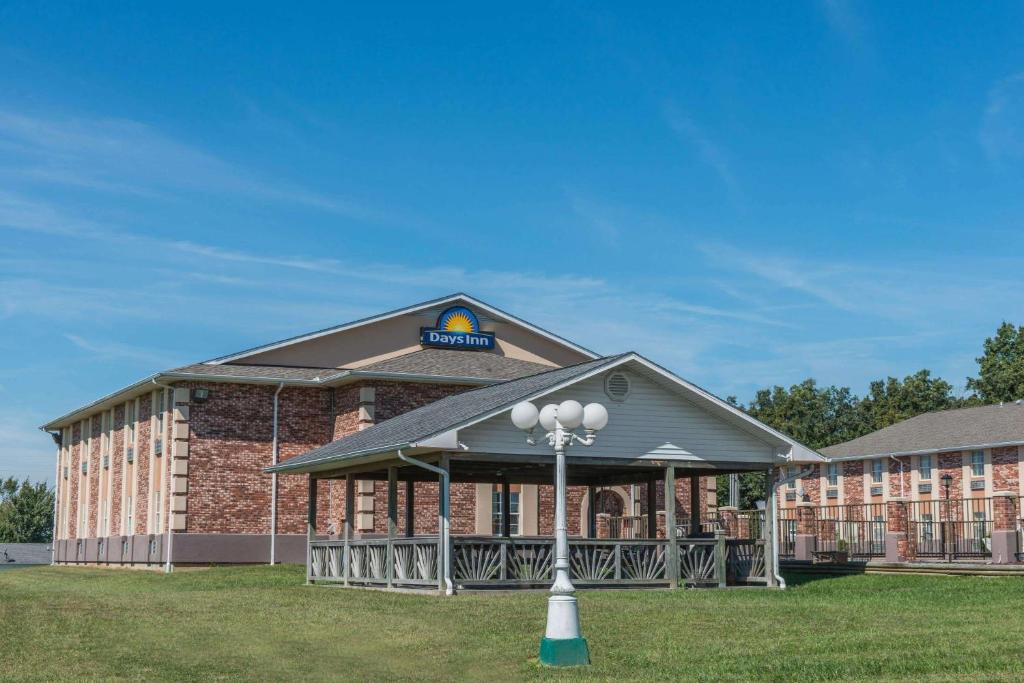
[438,307,479,333]
[420,305,495,350]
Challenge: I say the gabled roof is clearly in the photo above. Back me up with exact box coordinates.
[267,355,627,474]
[821,401,1024,459]
[358,348,552,380]
[268,352,824,475]
[206,292,598,365]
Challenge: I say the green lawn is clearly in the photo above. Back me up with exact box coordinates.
[2,565,1023,682]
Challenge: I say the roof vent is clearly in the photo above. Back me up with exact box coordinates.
[604,371,631,402]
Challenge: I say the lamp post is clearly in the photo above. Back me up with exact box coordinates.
[511,399,608,667]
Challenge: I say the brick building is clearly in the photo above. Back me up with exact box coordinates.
[46,294,815,568]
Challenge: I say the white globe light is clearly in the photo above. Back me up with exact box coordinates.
[557,400,584,429]
[538,404,559,431]
[582,403,609,431]
[510,401,539,431]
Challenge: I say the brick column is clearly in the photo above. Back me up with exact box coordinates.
[991,492,1019,564]
[794,502,816,561]
[719,506,738,538]
[885,498,909,562]
[595,513,611,539]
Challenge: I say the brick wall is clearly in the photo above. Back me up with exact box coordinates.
[88,418,101,537]
[843,462,864,504]
[110,405,125,537]
[992,446,1019,492]
[134,394,152,535]
[889,456,911,498]
[67,423,81,540]
[937,451,964,500]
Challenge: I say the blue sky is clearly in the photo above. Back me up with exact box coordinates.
[3,2,1024,482]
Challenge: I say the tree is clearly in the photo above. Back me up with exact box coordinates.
[858,369,962,432]
[743,379,865,451]
[967,322,1024,404]
[0,478,55,543]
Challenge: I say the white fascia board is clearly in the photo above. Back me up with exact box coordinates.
[412,429,459,450]
[826,440,1024,461]
[206,292,598,365]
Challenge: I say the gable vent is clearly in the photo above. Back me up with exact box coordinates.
[604,372,631,402]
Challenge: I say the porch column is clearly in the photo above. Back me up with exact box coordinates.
[689,474,701,536]
[405,479,415,537]
[885,498,909,562]
[438,453,451,594]
[387,467,397,588]
[665,466,679,589]
[794,501,816,561]
[646,478,657,539]
[763,469,777,587]
[586,486,596,538]
[991,492,1019,564]
[501,479,511,537]
[306,475,317,584]
[343,474,354,585]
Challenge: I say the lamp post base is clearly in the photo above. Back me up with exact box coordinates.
[539,637,590,667]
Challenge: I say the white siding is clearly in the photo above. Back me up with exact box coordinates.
[460,370,775,464]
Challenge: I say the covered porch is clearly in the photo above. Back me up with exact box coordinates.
[303,453,776,592]
[269,352,823,594]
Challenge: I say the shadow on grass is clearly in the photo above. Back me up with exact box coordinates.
[781,563,867,588]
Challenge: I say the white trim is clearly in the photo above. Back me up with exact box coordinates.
[206,293,599,365]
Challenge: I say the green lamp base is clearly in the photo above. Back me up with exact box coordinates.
[539,637,590,667]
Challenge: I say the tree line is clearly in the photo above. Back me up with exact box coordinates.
[721,322,1024,508]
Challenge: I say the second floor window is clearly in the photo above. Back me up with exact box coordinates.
[871,459,883,484]
[826,463,839,487]
[787,466,797,490]
[971,450,984,477]
[919,455,932,480]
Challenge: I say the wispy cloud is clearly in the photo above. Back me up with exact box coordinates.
[0,109,410,225]
[819,0,867,47]
[980,72,1024,163]
[566,191,620,245]
[63,334,182,367]
[663,104,742,203]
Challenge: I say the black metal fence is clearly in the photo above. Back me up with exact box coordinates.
[907,497,993,561]
[814,503,887,559]
[777,508,797,558]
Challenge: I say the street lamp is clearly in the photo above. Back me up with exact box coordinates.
[511,399,608,667]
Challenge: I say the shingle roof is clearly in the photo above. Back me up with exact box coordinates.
[267,354,629,473]
[358,348,553,380]
[0,543,51,565]
[170,363,340,381]
[821,401,1024,459]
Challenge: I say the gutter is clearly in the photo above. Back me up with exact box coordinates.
[396,449,453,595]
[270,382,285,565]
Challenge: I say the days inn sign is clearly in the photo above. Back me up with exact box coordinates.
[420,306,496,350]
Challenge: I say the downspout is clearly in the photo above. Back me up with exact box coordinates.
[772,464,816,590]
[152,378,175,573]
[397,449,453,595]
[270,383,285,565]
[889,455,905,498]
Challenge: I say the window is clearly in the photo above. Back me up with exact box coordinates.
[971,450,985,478]
[491,486,520,535]
[154,490,162,531]
[787,466,797,490]
[126,496,133,534]
[919,455,932,480]
[155,391,165,455]
[826,463,839,487]
[102,501,109,536]
[871,459,883,484]
[921,513,934,542]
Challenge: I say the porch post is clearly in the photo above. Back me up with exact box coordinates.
[646,478,657,539]
[344,474,354,586]
[885,498,909,562]
[991,492,1019,564]
[405,479,415,537]
[794,501,816,562]
[665,466,679,589]
[387,466,397,588]
[763,469,777,587]
[501,479,511,537]
[306,475,317,584]
[587,486,596,538]
[438,453,451,594]
[689,474,701,536]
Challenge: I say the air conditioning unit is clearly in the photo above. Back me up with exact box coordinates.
[970,479,985,491]
[870,485,883,497]
[81,461,88,474]
[826,488,839,499]
[918,483,932,494]
[126,447,134,463]
[102,455,110,470]
[785,491,796,501]
[155,438,163,455]
[63,467,69,480]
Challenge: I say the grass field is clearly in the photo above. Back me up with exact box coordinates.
[2,565,1023,682]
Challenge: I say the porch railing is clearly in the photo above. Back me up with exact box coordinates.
[908,497,993,561]
[309,533,766,589]
[814,503,887,559]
